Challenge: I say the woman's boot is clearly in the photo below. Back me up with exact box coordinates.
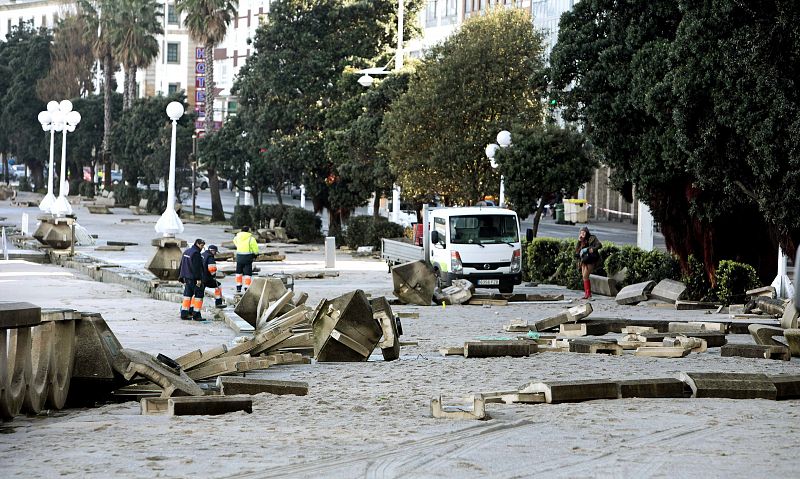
[583,279,592,299]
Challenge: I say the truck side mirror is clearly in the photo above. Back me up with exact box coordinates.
[526,228,534,242]
[431,230,440,244]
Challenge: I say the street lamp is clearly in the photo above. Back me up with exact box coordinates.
[37,100,60,212]
[485,130,511,207]
[241,131,252,207]
[155,101,185,237]
[52,100,81,217]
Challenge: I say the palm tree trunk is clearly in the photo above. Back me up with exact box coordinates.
[373,191,381,218]
[275,187,283,206]
[102,53,113,190]
[204,40,225,221]
[122,65,130,109]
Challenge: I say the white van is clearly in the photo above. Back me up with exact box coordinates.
[428,206,523,293]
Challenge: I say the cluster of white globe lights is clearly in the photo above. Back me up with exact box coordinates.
[37,100,81,217]
[37,100,186,238]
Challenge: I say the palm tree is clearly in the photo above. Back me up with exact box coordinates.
[175,0,238,221]
[111,0,164,110]
[78,0,117,189]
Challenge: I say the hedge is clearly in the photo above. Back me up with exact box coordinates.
[524,237,758,303]
[232,204,322,243]
[343,216,406,250]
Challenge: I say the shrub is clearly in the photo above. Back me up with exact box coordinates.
[525,237,563,283]
[715,260,760,305]
[78,181,96,198]
[629,250,680,286]
[112,184,140,207]
[285,207,322,243]
[251,204,288,229]
[551,239,582,290]
[18,177,32,192]
[231,205,253,229]
[344,215,405,250]
[142,190,166,213]
[681,255,713,302]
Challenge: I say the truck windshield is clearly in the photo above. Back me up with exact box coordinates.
[450,215,518,244]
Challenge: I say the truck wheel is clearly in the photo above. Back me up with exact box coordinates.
[499,284,514,294]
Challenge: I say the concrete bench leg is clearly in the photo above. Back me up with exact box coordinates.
[0,328,32,420]
[46,319,76,409]
[22,322,54,414]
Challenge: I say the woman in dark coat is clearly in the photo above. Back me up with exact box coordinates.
[575,226,602,299]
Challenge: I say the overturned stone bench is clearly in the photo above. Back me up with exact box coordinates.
[720,343,790,361]
[141,395,252,416]
[129,198,149,215]
[679,372,777,400]
[430,394,487,420]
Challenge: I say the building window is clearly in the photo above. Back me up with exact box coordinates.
[167,42,180,63]
[426,0,438,26]
[168,83,180,96]
[227,101,238,114]
[167,4,179,25]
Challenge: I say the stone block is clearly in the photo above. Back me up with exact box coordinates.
[255,290,294,331]
[312,290,382,362]
[780,301,798,329]
[430,394,487,420]
[141,396,253,416]
[567,303,593,321]
[504,319,533,332]
[617,378,689,398]
[588,274,618,296]
[679,372,777,400]
[720,344,790,361]
[746,286,776,299]
[569,338,622,355]
[650,279,687,304]
[115,349,203,397]
[391,261,435,306]
[434,279,474,305]
[217,377,308,396]
[642,332,727,348]
[175,345,228,370]
[482,390,546,404]
[748,324,785,347]
[463,340,533,358]
[747,297,785,316]
[439,347,465,356]
[234,277,288,327]
[662,336,707,353]
[0,302,42,329]
[784,329,800,357]
[615,281,655,305]
[559,322,609,337]
[520,379,619,404]
[533,311,572,332]
[370,296,400,361]
[770,375,800,400]
[634,346,690,358]
[668,322,725,334]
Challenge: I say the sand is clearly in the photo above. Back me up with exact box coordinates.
[1,202,799,478]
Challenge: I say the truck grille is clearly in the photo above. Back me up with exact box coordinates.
[462,262,509,271]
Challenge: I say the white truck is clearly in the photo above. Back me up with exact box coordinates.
[381,206,528,293]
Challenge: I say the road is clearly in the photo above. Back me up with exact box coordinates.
[190,188,665,248]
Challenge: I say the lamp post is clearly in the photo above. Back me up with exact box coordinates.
[155,101,185,237]
[485,130,510,207]
[52,100,81,217]
[37,100,60,212]
[241,131,251,207]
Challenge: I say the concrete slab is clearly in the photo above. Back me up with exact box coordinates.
[615,281,655,305]
[463,340,533,358]
[0,301,41,328]
[780,301,798,329]
[569,338,622,355]
[533,311,572,332]
[617,378,689,398]
[770,375,800,400]
[679,372,777,400]
[115,348,203,397]
[520,379,619,404]
[370,296,400,361]
[634,346,690,358]
[141,396,253,416]
[217,377,308,396]
[720,344,790,361]
[235,277,288,328]
[650,279,687,303]
[588,274,618,297]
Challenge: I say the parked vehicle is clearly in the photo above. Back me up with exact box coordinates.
[289,185,302,200]
[381,206,526,293]
[10,164,26,179]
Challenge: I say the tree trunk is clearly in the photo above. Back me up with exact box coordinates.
[122,65,130,109]
[2,152,7,185]
[531,200,546,238]
[373,192,381,218]
[208,166,225,221]
[275,187,283,206]
[102,53,113,190]
[204,41,224,221]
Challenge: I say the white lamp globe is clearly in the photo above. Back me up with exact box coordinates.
[497,130,511,148]
[47,101,60,113]
[357,74,374,88]
[38,111,51,127]
[59,99,73,113]
[485,143,499,160]
[67,111,81,126]
[166,101,184,121]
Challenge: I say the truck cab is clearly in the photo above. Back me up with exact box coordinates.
[428,207,523,293]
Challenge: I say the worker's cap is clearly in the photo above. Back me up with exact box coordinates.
[194,238,205,246]
[207,245,218,252]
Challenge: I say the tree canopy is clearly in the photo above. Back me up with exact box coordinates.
[383,7,546,205]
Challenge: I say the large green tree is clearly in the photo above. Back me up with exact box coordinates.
[234,0,419,230]
[111,0,164,110]
[496,123,595,236]
[549,0,800,281]
[70,93,123,184]
[175,0,238,221]
[383,7,547,205]
[0,22,52,188]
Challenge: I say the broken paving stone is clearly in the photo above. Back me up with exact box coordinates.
[667,322,725,334]
[115,349,203,398]
[617,378,689,399]
[588,274,618,297]
[567,303,593,321]
[520,379,619,404]
[439,347,465,356]
[784,329,800,357]
[504,319,533,333]
[313,290,382,362]
[770,375,800,400]
[615,281,655,305]
[679,372,777,400]
[532,311,572,332]
[430,394,487,420]
[642,332,727,348]
[780,301,798,329]
[650,279,687,304]
[391,261,436,306]
[662,336,707,353]
[748,324,786,347]
[463,340,534,358]
[569,338,622,355]
[175,345,228,370]
[720,344,790,361]
[217,377,308,396]
[634,346,690,358]
[746,286,776,299]
[141,396,252,416]
[434,279,474,305]
[559,322,609,337]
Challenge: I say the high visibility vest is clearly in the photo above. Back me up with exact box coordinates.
[233,231,259,254]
